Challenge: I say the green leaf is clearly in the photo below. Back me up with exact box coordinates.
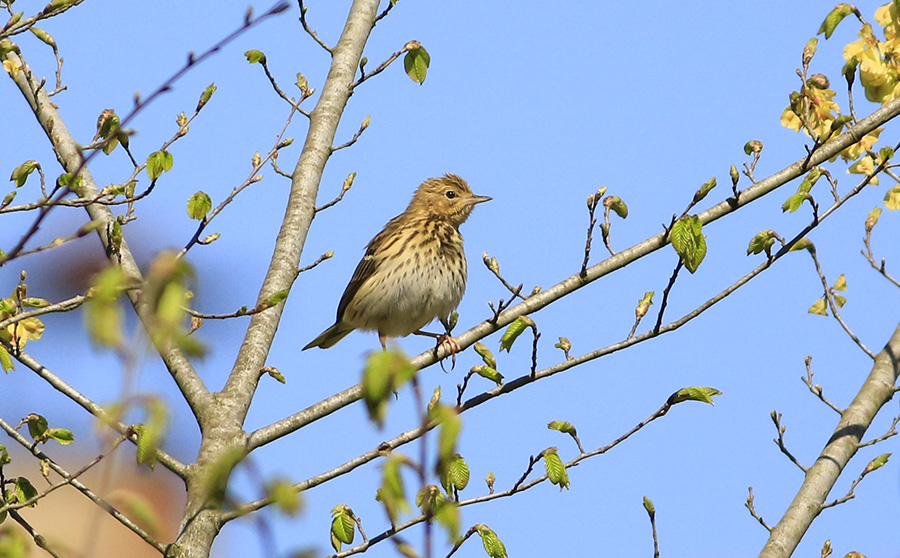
[25,414,48,442]
[434,500,460,541]
[866,207,882,232]
[260,479,300,515]
[330,505,355,550]
[186,191,212,220]
[0,346,13,372]
[244,49,266,64]
[692,177,717,204]
[667,386,722,405]
[543,448,570,490]
[833,294,847,308]
[415,485,445,514]
[197,83,217,111]
[46,427,74,445]
[832,274,847,291]
[473,341,496,369]
[404,45,430,85]
[471,364,503,386]
[429,404,461,463]
[499,316,534,352]
[789,238,816,253]
[378,455,409,524]
[134,398,169,469]
[818,3,856,39]
[476,525,508,558]
[743,140,763,155]
[604,195,628,218]
[548,420,577,435]
[1,191,16,210]
[0,445,9,466]
[362,349,414,427]
[782,192,811,213]
[643,495,656,516]
[10,160,38,187]
[868,453,891,471]
[146,150,173,180]
[809,298,828,316]
[85,265,127,347]
[13,478,38,506]
[670,215,707,273]
[439,453,469,494]
[262,289,289,308]
[746,230,777,256]
[797,168,822,193]
[884,186,900,210]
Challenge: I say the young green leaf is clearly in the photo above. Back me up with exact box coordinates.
[542,448,570,490]
[809,298,828,316]
[362,349,414,427]
[865,207,881,232]
[643,495,656,516]
[471,364,503,386]
[404,43,430,85]
[186,191,212,220]
[25,414,48,442]
[13,478,38,506]
[473,341,496,369]
[832,274,847,291]
[604,195,628,218]
[818,4,857,39]
[379,455,410,523]
[330,504,356,551]
[789,238,816,253]
[430,404,462,463]
[747,230,778,256]
[266,479,302,515]
[782,192,812,213]
[46,428,74,445]
[439,454,470,494]
[670,215,707,273]
[667,386,722,405]
[866,453,890,472]
[10,160,38,187]
[197,83,217,111]
[884,186,900,210]
[499,316,534,352]
[146,151,173,180]
[692,177,717,204]
[415,485,446,515]
[244,49,266,64]
[0,345,13,372]
[476,525,508,558]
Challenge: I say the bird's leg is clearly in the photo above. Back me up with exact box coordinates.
[413,324,460,370]
[379,333,388,350]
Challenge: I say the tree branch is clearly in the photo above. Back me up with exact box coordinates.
[757,319,900,558]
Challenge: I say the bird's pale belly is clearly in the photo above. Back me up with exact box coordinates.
[345,255,466,337]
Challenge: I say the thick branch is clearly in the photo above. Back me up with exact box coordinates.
[757,319,900,558]
[248,97,900,449]
[2,48,212,424]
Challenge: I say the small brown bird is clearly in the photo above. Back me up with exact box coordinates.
[303,174,490,351]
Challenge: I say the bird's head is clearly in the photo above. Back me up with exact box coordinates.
[407,174,491,226]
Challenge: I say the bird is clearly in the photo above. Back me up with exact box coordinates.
[303,174,490,351]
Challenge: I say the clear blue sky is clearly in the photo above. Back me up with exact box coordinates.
[2,1,899,557]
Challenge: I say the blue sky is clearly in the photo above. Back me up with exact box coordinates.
[2,1,900,557]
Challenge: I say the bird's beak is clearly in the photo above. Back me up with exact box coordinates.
[468,194,492,205]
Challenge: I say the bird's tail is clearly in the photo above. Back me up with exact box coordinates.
[302,323,355,350]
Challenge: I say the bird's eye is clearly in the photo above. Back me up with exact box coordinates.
[445,190,457,199]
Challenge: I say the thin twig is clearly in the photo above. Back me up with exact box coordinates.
[298,0,333,53]
[809,250,876,359]
[0,418,166,553]
[745,487,772,532]
[771,411,808,473]
[801,356,843,414]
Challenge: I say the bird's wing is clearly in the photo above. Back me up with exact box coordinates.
[334,215,401,322]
